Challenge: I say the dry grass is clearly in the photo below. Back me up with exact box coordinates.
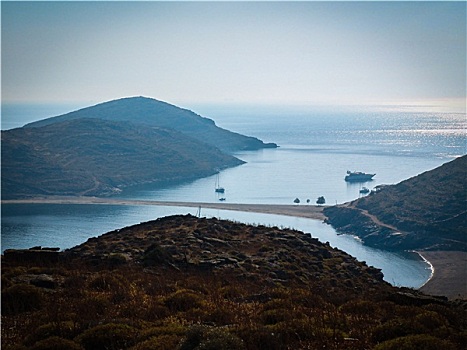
[2,215,466,349]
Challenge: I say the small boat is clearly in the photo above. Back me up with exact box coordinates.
[359,187,370,194]
[215,173,225,193]
[218,197,226,201]
[345,171,375,182]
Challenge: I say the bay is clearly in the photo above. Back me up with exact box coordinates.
[2,104,465,289]
[1,203,430,288]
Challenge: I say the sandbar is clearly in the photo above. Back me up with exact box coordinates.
[1,197,326,220]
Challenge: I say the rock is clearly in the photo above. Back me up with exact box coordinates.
[30,274,58,289]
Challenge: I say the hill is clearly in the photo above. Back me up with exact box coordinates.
[3,215,465,350]
[324,155,467,251]
[1,118,243,198]
[24,96,278,152]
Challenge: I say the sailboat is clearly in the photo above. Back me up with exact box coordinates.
[214,173,225,193]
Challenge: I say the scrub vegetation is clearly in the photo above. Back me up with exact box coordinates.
[2,215,466,349]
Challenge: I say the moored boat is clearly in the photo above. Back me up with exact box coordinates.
[345,171,375,182]
[215,173,225,193]
[359,187,370,194]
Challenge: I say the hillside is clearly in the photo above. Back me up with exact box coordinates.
[25,96,278,152]
[324,155,467,251]
[3,215,465,350]
[1,118,243,198]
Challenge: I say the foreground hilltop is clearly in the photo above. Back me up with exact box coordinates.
[324,155,466,251]
[3,215,465,350]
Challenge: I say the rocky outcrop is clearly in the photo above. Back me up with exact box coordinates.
[3,247,61,264]
[324,206,438,251]
[324,156,467,251]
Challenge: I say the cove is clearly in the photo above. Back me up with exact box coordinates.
[1,203,431,289]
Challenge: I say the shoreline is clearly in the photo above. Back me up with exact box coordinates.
[414,251,434,289]
[3,197,465,300]
[417,251,467,300]
[1,197,326,221]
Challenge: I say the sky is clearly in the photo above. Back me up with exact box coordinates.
[1,1,466,111]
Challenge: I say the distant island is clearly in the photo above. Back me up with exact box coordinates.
[24,96,278,152]
[1,97,277,199]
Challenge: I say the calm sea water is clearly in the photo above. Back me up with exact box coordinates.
[2,104,465,288]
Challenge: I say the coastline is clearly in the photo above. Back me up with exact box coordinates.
[1,197,326,221]
[417,251,467,300]
[414,251,434,288]
[3,197,465,300]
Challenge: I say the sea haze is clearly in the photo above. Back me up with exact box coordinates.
[2,104,464,289]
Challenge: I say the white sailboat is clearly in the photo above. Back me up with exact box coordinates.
[214,173,225,193]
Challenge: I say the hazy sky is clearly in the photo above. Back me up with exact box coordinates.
[2,1,466,110]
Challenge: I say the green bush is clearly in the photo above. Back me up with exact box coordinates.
[414,310,448,331]
[106,253,128,267]
[139,324,186,340]
[178,325,208,350]
[75,294,111,321]
[2,283,43,315]
[164,289,204,312]
[130,335,180,350]
[260,309,291,325]
[179,326,245,350]
[197,329,245,350]
[25,321,78,346]
[371,319,416,343]
[2,345,28,350]
[75,323,138,350]
[30,336,83,350]
[236,326,282,350]
[374,334,457,350]
[88,273,125,292]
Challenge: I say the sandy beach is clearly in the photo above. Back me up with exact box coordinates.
[3,197,465,299]
[2,197,326,221]
[418,251,467,300]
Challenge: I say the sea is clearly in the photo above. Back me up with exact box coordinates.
[2,103,466,289]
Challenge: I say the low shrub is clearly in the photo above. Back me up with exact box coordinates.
[179,325,245,350]
[25,321,78,346]
[2,283,43,315]
[130,335,180,350]
[75,323,138,350]
[106,253,128,267]
[260,308,291,325]
[139,323,187,340]
[197,329,245,350]
[74,294,111,321]
[30,336,83,350]
[88,273,125,292]
[374,334,457,350]
[178,325,209,350]
[236,326,282,350]
[164,289,204,312]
